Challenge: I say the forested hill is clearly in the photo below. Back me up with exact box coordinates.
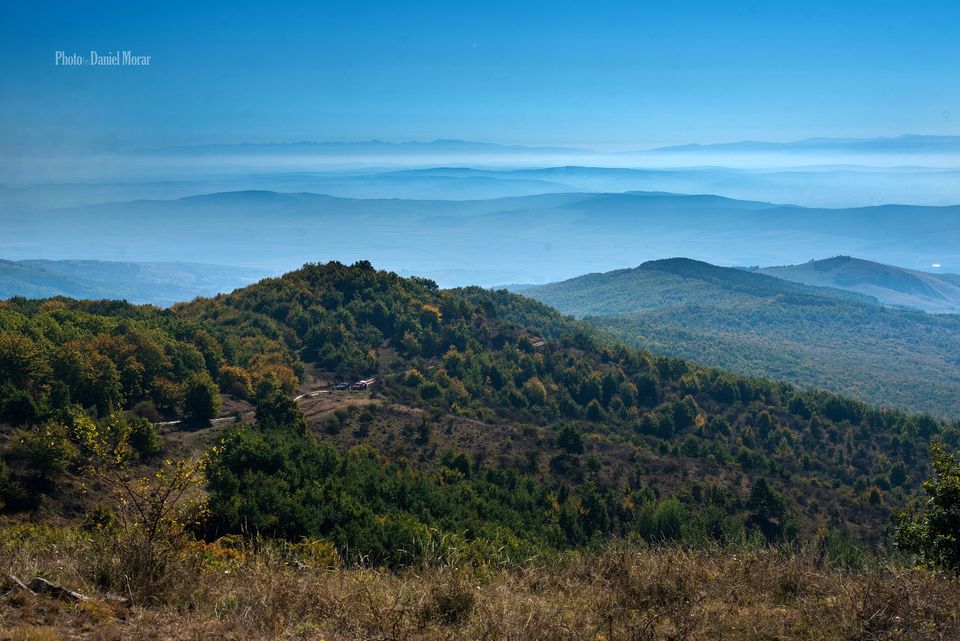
[521,258,960,417]
[1,261,956,562]
[758,256,960,314]
[518,257,880,314]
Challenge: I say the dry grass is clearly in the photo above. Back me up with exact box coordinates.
[1,529,959,641]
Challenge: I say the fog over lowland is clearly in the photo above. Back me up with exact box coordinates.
[1,138,958,283]
[4,135,960,206]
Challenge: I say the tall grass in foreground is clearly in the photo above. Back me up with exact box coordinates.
[1,526,958,640]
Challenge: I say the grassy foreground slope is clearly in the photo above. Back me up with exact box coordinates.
[3,535,959,641]
[522,258,960,417]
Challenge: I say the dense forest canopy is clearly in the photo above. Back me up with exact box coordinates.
[1,261,957,563]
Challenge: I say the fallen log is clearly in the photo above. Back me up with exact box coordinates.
[27,577,89,602]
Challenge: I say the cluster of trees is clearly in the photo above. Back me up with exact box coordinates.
[175,261,443,379]
[0,295,295,512]
[895,443,960,572]
[0,297,279,426]
[0,406,161,511]
[384,321,946,531]
[204,411,796,567]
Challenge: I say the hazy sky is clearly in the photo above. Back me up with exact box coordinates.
[2,0,959,151]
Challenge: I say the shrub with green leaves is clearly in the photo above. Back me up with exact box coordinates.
[183,371,221,423]
[895,443,960,573]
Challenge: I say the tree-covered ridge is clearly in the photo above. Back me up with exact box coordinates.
[522,258,960,417]
[1,261,957,560]
[175,260,583,378]
[759,256,960,314]
[520,258,878,316]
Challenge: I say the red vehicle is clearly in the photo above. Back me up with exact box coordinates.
[350,378,375,391]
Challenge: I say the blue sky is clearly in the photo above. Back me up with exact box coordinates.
[1,0,958,150]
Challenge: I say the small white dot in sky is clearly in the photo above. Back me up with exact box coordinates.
[932,263,941,268]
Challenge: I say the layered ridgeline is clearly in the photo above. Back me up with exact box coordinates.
[520,258,960,418]
[0,262,955,566]
[9,138,960,210]
[758,256,960,314]
[5,190,958,286]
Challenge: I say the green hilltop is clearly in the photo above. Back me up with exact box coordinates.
[522,258,960,418]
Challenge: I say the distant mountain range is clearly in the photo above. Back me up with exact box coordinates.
[360,165,960,207]
[9,164,960,211]
[650,134,960,154]
[0,259,265,306]
[520,258,960,417]
[4,189,957,286]
[758,256,960,314]
[146,134,960,156]
[144,139,585,156]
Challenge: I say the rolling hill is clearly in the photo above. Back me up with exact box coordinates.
[758,256,960,314]
[521,258,960,417]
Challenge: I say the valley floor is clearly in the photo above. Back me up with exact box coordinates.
[2,541,958,641]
